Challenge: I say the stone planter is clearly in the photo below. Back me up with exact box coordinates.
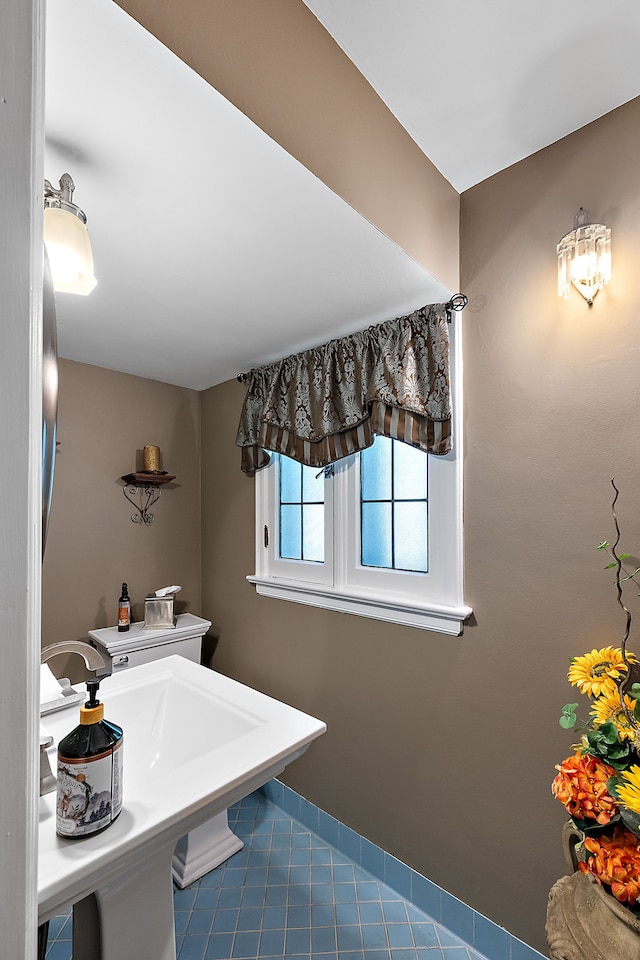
[546,821,640,960]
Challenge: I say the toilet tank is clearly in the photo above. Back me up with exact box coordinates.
[88,613,212,677]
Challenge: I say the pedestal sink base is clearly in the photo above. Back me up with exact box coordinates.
[73,841,177,960]
[172,811,244,889]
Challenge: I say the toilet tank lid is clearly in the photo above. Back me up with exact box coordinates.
[87,612,212,653]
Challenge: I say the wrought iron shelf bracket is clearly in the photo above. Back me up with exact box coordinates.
[120,473,176,525]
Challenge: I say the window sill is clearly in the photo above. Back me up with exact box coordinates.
[247,575,472,636]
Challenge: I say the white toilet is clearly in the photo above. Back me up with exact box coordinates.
[88,613,244,887]
[89,612,211,677]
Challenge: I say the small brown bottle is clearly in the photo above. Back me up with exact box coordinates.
[118,582,130,632]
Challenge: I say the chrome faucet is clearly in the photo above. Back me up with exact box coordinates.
[39,641,107,796]
[41,640,106,671]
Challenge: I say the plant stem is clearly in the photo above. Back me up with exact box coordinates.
[609,479,636,730]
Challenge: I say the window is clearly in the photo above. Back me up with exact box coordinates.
[360,437,428,573]
[279,458,325,563]
[248,321,470,635]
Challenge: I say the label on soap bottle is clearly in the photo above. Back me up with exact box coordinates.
[56,741,123,838]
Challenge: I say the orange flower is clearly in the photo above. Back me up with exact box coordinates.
[551,752,619,824]
[578,826,640,906]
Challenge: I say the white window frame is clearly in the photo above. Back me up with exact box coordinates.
[260,460,334,587]
[248,315,472,635]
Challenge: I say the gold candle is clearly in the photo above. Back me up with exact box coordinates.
[143,445,161,472]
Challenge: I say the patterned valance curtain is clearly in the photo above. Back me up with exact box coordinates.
[236,303,452,476]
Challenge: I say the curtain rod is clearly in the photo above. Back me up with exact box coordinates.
[445,292,468,320]
[237,293,468,382]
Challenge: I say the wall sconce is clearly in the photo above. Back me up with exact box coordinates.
[44,173,97,296]
[557,207,611,307]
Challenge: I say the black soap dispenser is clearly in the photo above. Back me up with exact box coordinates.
[56,678,124,838]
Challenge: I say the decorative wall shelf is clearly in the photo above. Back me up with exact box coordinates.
[121,472,176,525]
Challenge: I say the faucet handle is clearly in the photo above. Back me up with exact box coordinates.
[39,734,56,797]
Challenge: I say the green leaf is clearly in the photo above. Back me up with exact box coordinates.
[607,757,630,771]
[607,775,622,798]
[600,721,620,743]
[631,683,640,698]
[559,703,578,728]
[604,562,619,569]
[584,723,633,768]
[597,542,609,551]
[619,553,631,561]
[620,808,640,840]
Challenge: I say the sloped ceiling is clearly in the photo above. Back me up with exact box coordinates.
[45,0,640,389]
[303,0,640,193]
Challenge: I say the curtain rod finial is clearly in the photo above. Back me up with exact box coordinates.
[445,293,468,323]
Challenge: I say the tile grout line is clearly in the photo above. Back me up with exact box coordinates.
[47,791,497,960]
[260,782,546,960]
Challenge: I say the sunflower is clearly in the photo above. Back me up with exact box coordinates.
[568,646,636,697]
[617,765,640,816]
[590,687,639,741]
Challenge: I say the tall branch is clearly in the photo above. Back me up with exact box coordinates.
[609,479,636,729]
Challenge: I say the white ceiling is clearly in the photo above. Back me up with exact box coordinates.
[303,0,640,193]
[45,0,640,390]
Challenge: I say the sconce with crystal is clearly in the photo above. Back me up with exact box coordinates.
[44,173,97,296]
[557,207,611,307]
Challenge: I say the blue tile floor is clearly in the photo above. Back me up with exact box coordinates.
[45,792,490,960]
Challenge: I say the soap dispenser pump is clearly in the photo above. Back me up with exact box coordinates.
[56,678,124,838]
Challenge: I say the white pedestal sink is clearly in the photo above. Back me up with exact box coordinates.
[171,811,244,888]
[38,656,326,960]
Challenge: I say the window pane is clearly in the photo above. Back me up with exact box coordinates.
[302,505,324,562]
[279,456,325,564]
[361,502,392,568]
[359,438,429,572]
[394,502,428,572]
[361,435,392,501]
[280,456,301,504]
[394,441,428,501]
[280,504,301,559]
[302,464,324,503]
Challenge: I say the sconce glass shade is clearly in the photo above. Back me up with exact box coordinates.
[43,173,97,296]
[557,208,610,306]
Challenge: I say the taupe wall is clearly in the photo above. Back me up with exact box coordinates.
[116,0,459,292]
[201,98,640,954]
[42,359,202,681]
[39,96,640,953]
